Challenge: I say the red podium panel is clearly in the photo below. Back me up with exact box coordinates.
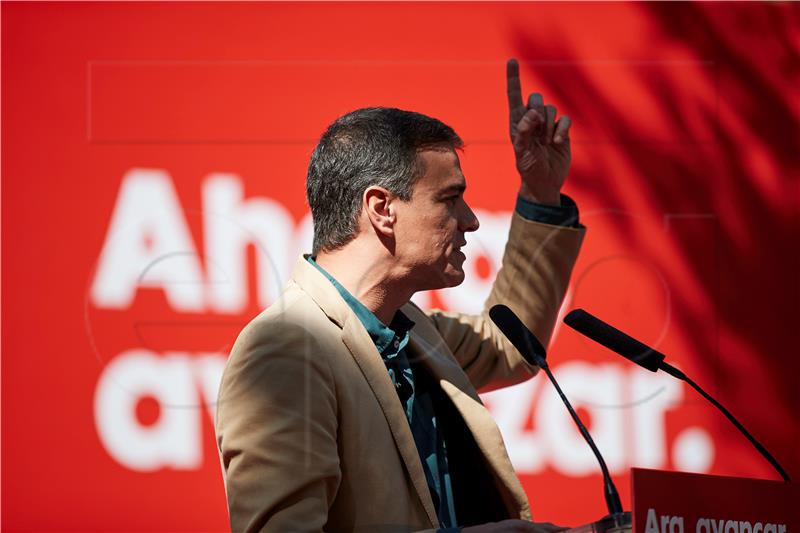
[631,469,799,533]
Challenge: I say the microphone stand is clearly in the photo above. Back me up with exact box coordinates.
[489,305,631,533]
[534,352,631,533]
[659,362,791,482]
[536,358,624,517]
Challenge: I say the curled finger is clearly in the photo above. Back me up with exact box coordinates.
[544,104,557,145]
[554,115,572,144]
[527,92,545,114]
[514,108,544,151]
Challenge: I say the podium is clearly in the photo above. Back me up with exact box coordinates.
[568,469,799,533]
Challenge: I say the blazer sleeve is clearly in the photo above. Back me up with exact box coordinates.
[215,319,341,533]
[427,212,585,392]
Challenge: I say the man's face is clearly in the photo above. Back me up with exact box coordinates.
[392,148,480,291]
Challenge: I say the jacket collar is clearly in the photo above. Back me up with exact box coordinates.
[290,255,351,328]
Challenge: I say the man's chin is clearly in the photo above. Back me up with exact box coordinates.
[414,268,464,292]
[442,268,466,288]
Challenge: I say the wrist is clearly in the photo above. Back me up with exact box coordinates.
[515,193,580,227]
[518,183,561,206]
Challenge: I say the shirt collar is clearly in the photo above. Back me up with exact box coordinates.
[308,257,414,356]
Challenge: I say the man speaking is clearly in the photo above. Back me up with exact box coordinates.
[215,59,585,532]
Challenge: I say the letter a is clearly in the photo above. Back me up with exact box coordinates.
[91,168,205,311]
[646,509,660,533]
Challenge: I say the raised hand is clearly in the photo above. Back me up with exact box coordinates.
[506,58,572,206]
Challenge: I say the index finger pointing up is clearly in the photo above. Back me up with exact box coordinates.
[506,58,524,114]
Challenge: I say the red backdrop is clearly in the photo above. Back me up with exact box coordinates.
[2,2,798,531]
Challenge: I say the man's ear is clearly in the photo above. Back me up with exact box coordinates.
[363,186,396,238]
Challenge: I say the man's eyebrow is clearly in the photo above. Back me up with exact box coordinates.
[440,183,467,195]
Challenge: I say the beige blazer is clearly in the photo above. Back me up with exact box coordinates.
[215,213,585,532]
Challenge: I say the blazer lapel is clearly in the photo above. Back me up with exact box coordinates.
[405,308,532,521]
[290,257,439,527]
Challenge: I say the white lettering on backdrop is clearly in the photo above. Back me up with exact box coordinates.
[90,169,714,474]
[91,169,206,311]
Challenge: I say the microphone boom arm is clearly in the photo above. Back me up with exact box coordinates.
[660,362,791,482]
[536,356,625,515]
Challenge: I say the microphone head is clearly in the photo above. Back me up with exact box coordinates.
[564,308,665,372]
[489,304,547,366]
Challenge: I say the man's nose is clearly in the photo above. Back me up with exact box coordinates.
[459,200,480,232]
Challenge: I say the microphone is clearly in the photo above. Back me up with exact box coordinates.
[563,308,791,482]
[489,304,625,517]
[562,309,666,372]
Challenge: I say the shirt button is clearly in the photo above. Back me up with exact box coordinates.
[393,340,400,348]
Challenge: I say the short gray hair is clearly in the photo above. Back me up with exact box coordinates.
[306,107,463,254]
